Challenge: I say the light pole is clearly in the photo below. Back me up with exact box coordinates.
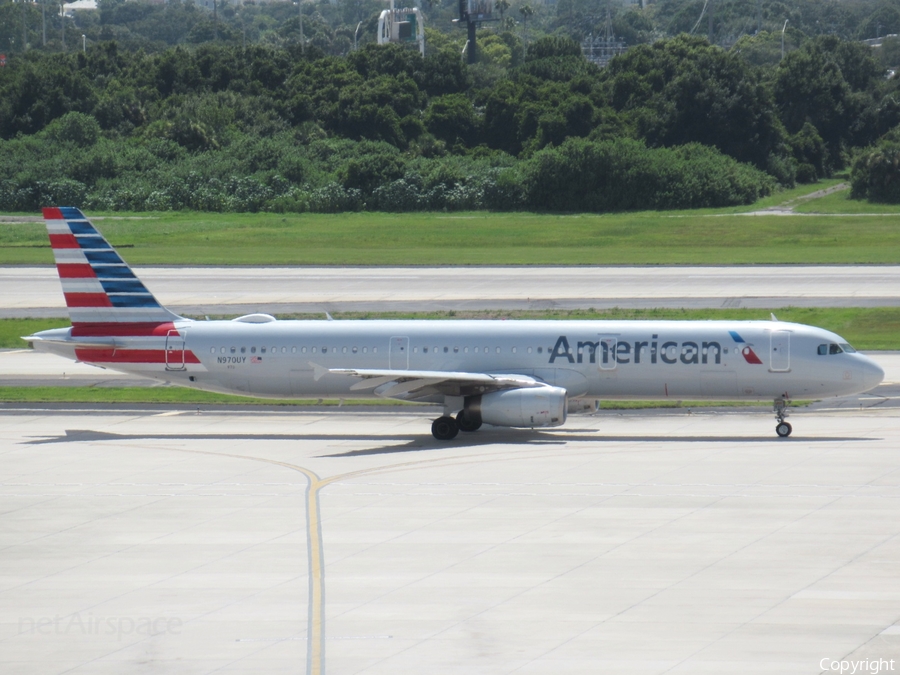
[781,19,788,60]
[82,33,85,53]
[354,21,362,51]
[293,1,305,54]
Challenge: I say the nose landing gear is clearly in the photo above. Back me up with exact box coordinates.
[774,396,792,437]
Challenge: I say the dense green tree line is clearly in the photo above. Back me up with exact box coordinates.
[1,27,899,211]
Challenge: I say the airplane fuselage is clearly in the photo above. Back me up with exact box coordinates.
[34,318,884,404]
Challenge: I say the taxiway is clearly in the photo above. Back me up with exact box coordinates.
[2,406,900,674]
[1,266,899,317]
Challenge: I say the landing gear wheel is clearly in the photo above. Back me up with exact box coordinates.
[456,410,482,432]
[432,416,459,440]
[776,421,793,438]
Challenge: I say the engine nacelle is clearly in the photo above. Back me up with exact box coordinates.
[470,386,567,428]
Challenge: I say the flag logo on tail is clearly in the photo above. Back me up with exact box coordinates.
[42,207,181,328]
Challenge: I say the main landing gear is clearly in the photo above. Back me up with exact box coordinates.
[432,410,483,440]
[432,416,459,440]
[456,409,482,432]
[774,396,792,438]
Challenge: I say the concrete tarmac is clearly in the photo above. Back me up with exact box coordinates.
[2,266,900,317]
[2,406,900,674]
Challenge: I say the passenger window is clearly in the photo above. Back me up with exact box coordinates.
[282,347,287,353]
[300,347,305,353]
[241,347,246,353]
[230,347,236,354]
[363,347,368,353]
[538,347,543,354]
[322,347,328,353]
[829,343,843,355]
[342,347,347,353]
[454,347,459,353]
[251,347,256,354]
[373,347,377,353]
[512,347,517,354]
[818,344,828,355]
[444,347,449,353]
[220,347,225,354]
[528,347,533,354]
[464,347,468,353]
[353,346,358,353]
[423,347,428,353]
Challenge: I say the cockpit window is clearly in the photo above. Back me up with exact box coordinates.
[817,344,828,355]
[829,343,843,355]
[840,343,857,353]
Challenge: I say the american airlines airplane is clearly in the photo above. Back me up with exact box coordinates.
[26,207,885,440]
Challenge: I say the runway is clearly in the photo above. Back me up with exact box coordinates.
[2,406,900,674]
[1,266,899,317]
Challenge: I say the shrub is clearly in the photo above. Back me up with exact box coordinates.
[523,137,773,212]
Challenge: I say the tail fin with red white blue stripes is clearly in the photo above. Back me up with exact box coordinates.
[43,207,183,331]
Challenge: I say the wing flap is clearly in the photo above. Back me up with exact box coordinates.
[330,368,542,400]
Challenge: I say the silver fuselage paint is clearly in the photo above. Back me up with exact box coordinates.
[33,319,885,402]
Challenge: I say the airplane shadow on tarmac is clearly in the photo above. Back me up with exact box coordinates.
[22,428,877,457]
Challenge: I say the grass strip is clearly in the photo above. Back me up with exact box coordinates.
[8,307,900,350]
[0,385,774,408]
[2,183,900,264]
[0,386,399,406]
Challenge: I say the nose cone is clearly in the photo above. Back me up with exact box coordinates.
[861,357,886,391]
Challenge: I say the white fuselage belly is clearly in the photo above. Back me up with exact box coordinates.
[47,319,879,402]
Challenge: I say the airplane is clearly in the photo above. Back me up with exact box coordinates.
[25,207,885,440]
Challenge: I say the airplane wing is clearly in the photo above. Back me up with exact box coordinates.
[328,367,543,400]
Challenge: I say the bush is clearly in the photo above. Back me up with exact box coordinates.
[851,141,900,202]
[523,137,773,212]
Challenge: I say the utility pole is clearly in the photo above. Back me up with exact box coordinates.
[213,0,218,40]
[42,0,47,46]
[707,0,713,44]
[299,0,304,55]
[22,0,28,53]
[60,0,65,50]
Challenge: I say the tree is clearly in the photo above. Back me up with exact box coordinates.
[519,4,534,38]
[495,0,510,22]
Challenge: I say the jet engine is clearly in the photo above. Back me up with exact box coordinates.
[466,386,567,428]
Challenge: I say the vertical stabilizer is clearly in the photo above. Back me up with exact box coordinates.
[43,207,183,334]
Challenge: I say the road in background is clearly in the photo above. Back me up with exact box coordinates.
[1,266,899,317]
